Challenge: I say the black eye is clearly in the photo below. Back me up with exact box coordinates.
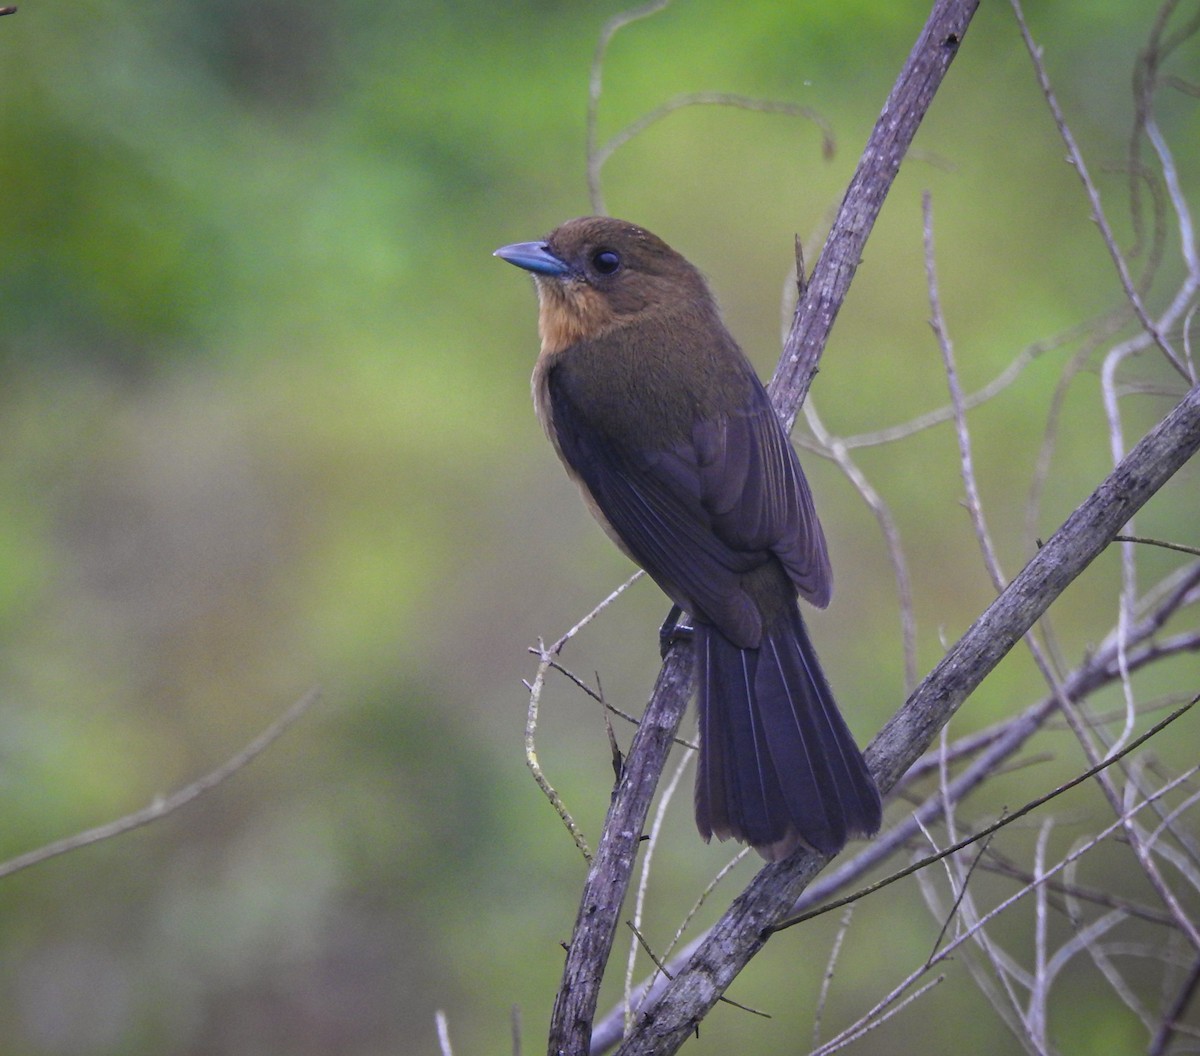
[591,249,621,275]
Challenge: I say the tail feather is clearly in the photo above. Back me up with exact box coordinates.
[694,605,881,860]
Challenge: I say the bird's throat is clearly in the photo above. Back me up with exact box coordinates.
[535,279,618,358]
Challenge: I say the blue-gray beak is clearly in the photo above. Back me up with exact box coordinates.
[493,241,572,277]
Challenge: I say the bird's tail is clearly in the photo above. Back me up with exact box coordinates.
[694,604,881,861]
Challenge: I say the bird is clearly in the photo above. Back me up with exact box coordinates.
[495,216,881,861]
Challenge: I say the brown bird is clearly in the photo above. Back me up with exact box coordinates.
[495,216,881,860]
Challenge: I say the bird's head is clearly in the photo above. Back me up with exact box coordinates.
[495,216,713,355]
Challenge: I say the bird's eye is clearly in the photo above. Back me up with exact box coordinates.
[591,249,621,275]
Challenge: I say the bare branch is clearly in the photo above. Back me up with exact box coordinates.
[587,0,675,214]
[923,191,1007,591]
[623,749,693,1033]
[594,93,834,186]
[812,907,855,1050]
[803,398,919,690]
[900,767,1198,1056]
[549,644,694,1054]
[1114,534,1200,558]
[526,639,595,862]
[1149,952,1200,1056]
[0,688,321,882]
[525,575,647,863]
[1010,0,1193,381]
[1053,687,1200,951]
[436,1010,454,1056]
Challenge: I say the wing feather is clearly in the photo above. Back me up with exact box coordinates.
[546,357,831,648]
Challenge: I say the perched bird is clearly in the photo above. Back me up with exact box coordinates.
[495,216,881,860]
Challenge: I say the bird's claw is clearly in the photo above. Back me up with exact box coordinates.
[658,604,694,659]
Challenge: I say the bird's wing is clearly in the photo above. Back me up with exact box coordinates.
[547,367,830,647]
[692,377,832,608]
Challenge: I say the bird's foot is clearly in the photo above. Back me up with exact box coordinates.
[658,604,694,659]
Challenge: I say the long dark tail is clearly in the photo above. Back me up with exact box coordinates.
[694,604,881,861]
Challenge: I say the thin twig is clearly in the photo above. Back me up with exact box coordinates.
[623,748,692,1033]
[1029,820,1055,1050]
[524,575,646,863]
[632,847,750,1021]
[1115,534,1200,558]
[828,765,1198,1056]
[981,848,1178,928]
[1058,689,1200,952]
[1149,951,1200,1056]
[841,345,1037,448]
[928,824,996,964]
[923,191,1007,592]
[1099,340,1142,757]
[594,93,834,189]
[526,639,594,862]
[803,398,919,689]
[534,653,697,750]
[1009,0,1192,381]
[1063,852,1155,1035]
[811,974,945,1056]
[0,687,321,882]
[436,1010,454,1056]
[773,697,1197,934]
[553,573,645,655]
[813,907,855,1049]
[624,920,769,1019]
[586,0,675,213]
[918,814,1034,1039]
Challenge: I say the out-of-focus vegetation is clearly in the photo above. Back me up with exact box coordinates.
[0,2,1195,1053]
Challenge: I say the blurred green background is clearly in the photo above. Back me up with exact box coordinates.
[1,1,1197,1053]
